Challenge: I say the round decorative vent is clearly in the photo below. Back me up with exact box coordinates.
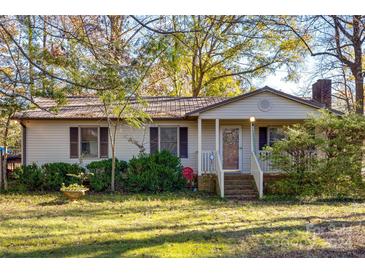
[258,99,272,112]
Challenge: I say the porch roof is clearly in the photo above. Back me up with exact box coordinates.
[186,86,342,116]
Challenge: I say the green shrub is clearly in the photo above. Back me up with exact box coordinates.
[11,162,84,191]
[6,181,28,193]
[11,163,44,191]
[86,159,128,192]
[266,124,319,196]
[269,110,365,198]
[42,162,85,191]
[265,178,320,197]
[125,150,186,193]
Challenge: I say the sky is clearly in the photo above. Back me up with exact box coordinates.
[257,57,317,97]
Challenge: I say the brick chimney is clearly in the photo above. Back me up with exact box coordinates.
[312,79,332,108]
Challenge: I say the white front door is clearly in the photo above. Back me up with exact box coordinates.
[220,126,242,171]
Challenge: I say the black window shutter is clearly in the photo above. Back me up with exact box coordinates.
[179,127,188,158]
[150,127,159,154]
[70,127,79,158]
[258,127,268,150]
[100,127,109,158]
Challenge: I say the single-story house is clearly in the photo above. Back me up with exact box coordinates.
[13,79,340,199]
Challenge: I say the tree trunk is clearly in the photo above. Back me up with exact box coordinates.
[3,153,7,190]
[355,72,365,181]
[352,16,364,115]
[111,144,115,192]
[110,123,118,192]
[354,73,364,114]
[104,108,117,193]
[191,46,200,97]
[192,70,204,97]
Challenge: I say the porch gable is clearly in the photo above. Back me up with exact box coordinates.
[190,88,322,120]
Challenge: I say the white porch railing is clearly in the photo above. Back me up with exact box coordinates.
[201,150,224,198]
[258,150,317,173]
[201,151,216,173]
[258,150,279,173]
[214,151,224,198]
[250,121,264,198]
[251,151,263,198]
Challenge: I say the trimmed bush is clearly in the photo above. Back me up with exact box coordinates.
[11,162,84,191]
[11,163,44,191]
[86,159,128,192]
[11,153,185,193]
[125,150,186,193]
[42,162,85,191]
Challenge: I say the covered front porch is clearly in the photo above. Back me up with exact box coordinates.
[197,118,298,198]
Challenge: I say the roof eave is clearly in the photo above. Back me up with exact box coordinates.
[12,116,192,121]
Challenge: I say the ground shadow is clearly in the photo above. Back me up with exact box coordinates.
[37,198,68,206]
[2,217,365,258]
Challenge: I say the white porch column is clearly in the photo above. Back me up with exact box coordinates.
[198,118,202,176]
[250,116,256,153]
[215,119,219,152]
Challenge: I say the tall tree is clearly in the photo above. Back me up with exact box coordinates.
[133,15,307,97]
[273,16,365,114]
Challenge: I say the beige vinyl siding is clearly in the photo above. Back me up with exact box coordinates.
[201,120,215,151]
[24,120,198,171]
[199,91,319,119]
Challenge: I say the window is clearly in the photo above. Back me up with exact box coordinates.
[268,127,285,146]
[70,127,109,159]
[81,128,98,158]
[160,127,178,155]
[149,126,188,158]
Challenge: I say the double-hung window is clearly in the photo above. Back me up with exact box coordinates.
[81,128,98,158]
[70,126,109,159]
[160,127,178,155]
[149,126,188,158]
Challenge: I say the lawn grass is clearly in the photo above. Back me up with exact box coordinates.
[0,192,365,257]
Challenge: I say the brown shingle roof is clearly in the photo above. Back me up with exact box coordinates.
[14,96,227,120]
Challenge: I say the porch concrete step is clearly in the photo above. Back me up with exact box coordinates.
[225,190,256,195]
[225,184,256,189]
[225,194,258,200]
[224,174,254,180]
[224,179,258,200]
[224,179,255,185]
[223,173,258,200]
[224,189,257,195]
[224,185,256,191]
[225,180,256,186]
